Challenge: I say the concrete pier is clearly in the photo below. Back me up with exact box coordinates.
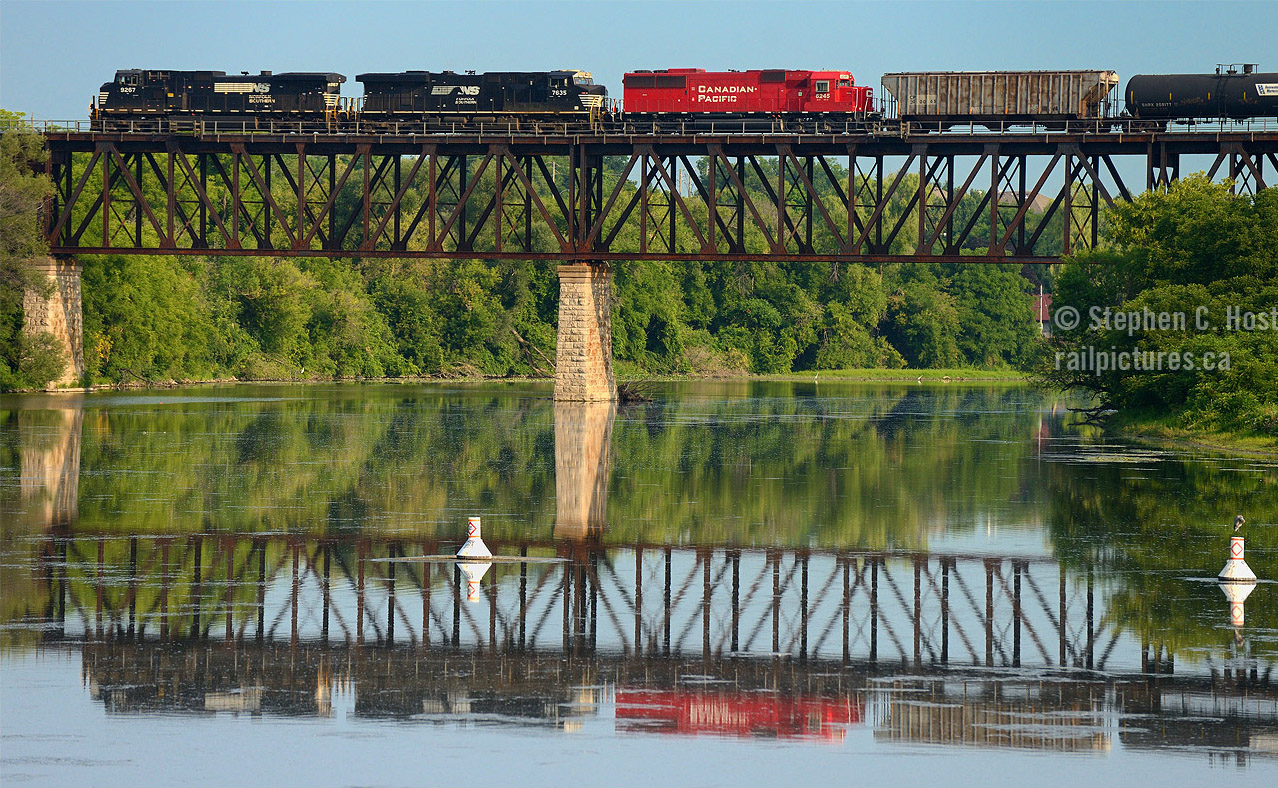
[554,263,615,402]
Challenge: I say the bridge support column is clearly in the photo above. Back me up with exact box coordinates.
[555,262,615,402]
[22,256,84,387]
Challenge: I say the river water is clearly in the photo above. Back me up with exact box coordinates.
[2,382,1276,787]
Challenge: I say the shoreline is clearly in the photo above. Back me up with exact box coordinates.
[1115,425,1278,457]
[13,367,1030,395]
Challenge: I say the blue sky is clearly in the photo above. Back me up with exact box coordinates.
[2,0,1277,120]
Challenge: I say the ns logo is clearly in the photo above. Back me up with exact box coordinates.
[433,85,481,96]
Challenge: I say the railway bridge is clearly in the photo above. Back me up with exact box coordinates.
[15,120,1278,396]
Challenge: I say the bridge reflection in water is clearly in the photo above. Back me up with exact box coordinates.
[12,399,1278,760]
[27,533,1278,759]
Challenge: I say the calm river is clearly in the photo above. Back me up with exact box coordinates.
[2,382,1276,787]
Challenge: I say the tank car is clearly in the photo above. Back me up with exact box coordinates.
[356,70,606,127]
[93,70,345,127]
[1125,65,1278,121]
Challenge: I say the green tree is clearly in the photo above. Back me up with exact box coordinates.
[1042,176,1278,439]
[0,110,62,390]
[948,263,1038,367]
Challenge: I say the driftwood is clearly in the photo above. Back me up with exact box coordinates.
[510,328,555,377]
[1067,404,1114,426]
[617,380,656,403]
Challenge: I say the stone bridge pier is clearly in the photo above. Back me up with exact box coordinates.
[22,256,84,388]
[555,262,615,402]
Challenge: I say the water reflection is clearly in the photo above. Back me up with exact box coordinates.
[554,400,615,543]
[2,383,1277,771]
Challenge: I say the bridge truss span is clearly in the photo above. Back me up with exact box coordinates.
[41,130,1278,264]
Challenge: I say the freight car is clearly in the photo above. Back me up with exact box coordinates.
[880,70,1119,131]
[356,70,607,129]
[93,69,345,127]
[1125,64,1278,122]
[622,68,874,131]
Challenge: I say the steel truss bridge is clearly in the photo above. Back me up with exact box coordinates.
[37,127,1278,264]
[32,533,1224,676]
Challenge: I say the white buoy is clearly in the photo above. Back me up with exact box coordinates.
[456,515,492,559]
[458,561,491,602]
[1219,579,1258,627]
[1218,535,1258,582]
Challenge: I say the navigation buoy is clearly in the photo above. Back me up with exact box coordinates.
[1218,535,1258,582]
[457,516,492,559]
[1219,579,1257,627]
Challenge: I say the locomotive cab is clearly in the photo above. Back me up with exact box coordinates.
[803,71,873,113]
[568,70,607,110]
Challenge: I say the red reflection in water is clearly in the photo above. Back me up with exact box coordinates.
[616,689,862,741]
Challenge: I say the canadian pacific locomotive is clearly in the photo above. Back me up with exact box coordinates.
[90,63,1277,132]
[623,68,873,114]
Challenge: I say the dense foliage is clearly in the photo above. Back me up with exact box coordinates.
[1042,177,1278,440]
[72,254,1040,385]
[0,111,62,390]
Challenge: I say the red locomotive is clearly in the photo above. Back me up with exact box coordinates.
[616,687,862,740]
[623,68,873,115]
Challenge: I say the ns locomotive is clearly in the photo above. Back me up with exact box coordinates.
[93,68,607,129]
[358,70,606,116]
[94,69,345,121]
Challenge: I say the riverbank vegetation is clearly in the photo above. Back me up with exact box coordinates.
[1040,176,1278,446]
[0,111,61,391]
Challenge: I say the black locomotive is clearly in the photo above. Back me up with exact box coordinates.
[1126,65,1278,121]
[94,70,345,122]
[357,70,607,123]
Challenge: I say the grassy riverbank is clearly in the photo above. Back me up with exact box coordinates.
[1108,409,1278,455]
